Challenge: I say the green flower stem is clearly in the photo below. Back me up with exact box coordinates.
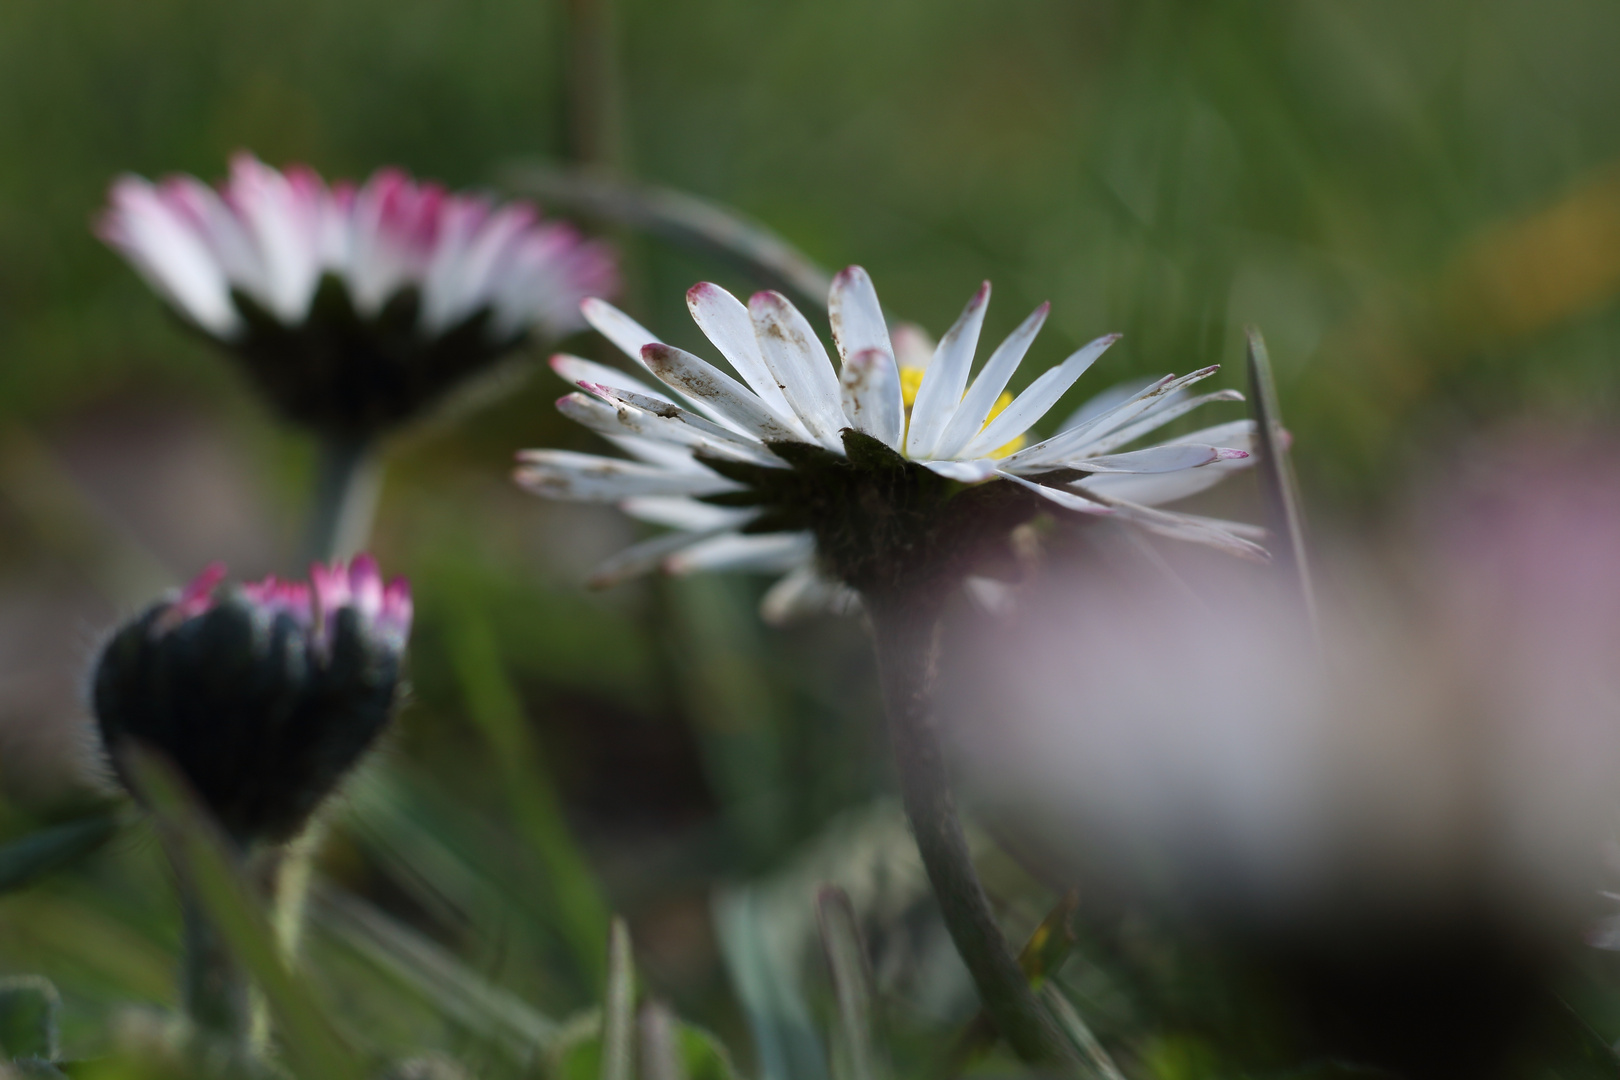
[302,433,384,566]
[865,591,1076,1069]
[277,432,383,962]
[269,820,327,963]
[180,880,258,1051]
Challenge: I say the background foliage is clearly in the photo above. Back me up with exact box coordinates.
[4,0,1620,1074]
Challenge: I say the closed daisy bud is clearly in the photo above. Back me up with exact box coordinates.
[97,154,618,438]
[91,556,412,846]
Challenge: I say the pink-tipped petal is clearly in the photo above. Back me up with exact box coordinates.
[348,553,384,619]
[748,290,848,448]
[380,577,414,640]
[99,156,617,352]
[838,347,905,450]
[171,562,228,621]
[827,266,894,367]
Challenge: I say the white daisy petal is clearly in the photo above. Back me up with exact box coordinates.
[961,333,1122,460]
[583,383,749,446]
[686,282,804,432]
[514,450,739,500]
[1073,390,1244,458]
[997,471,1114,515]
[828,266,894,365]
[1076,458,1251,506]
[760,564,858,626]
[621,496,755,530]
[642,344,805,444]
[920,458,1001,483]
[587,525,736,589]
[665,531,816,575]
[582,297,663,369]
[1004,375,1173,468]
[604,434,708,473]
[839,348,905,449]
[964,577,1017,616]
[1073,444,1248,475]
[100,179,242,336]
[227,154,323,321]
[105,157,615,357]
[906,282,990,460]
[761,564,825,626]
[749,290,849,447]
[1060,376,1160,431]
[1169,512,1269,541]
[1179,511,1263,540]
[551,353,675,404]
[585,384,787,468]
[1103,500,1271,562]
[557,391,784,468]
[932,301,1051,461]
[1163,419,1257,448]
[1001,364,1218,471]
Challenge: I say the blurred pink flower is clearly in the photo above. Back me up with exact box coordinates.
[961,428,1620,924]
[951,430,1620,1072]
[100,153,617,341]
[98,154,618,434]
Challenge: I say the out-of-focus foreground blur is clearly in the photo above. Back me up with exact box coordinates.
[6,0,1620,1075]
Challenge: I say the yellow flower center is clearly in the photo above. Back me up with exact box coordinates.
[900,366,925,409]
[899,366,1025,459]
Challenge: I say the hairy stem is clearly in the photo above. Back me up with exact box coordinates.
[180,883,259,1052]
[866,592,1076,1068]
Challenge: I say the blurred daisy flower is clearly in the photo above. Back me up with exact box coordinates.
[517,267,1263,620]
[956,430,1620,1074]
[92,555,412,846]
[98,153,618,437]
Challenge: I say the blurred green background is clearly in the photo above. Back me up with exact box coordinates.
[5,0,1620,1072]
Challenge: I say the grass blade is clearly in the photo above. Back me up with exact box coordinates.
[444,601,610,990]
[1037,985,1126,1080]
[500,163,833,312]
[638,1001,684,1080]
[1245,327,1318,633]
[601,918,635,1080]
[713,888,830,1080]
[311,885,558,1057]
[815,888,886,1080]
[125,748,365,1080]
[0,812,121,895]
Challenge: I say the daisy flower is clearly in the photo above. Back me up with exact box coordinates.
[516,267,1264,619]
[98,153,618,436]
[93,555,412,845]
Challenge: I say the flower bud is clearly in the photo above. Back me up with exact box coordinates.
[92,556,412,845]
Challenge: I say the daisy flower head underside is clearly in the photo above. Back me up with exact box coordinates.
[99,153,618,437]
[93,555,412,844]
[516,267,1267,620]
